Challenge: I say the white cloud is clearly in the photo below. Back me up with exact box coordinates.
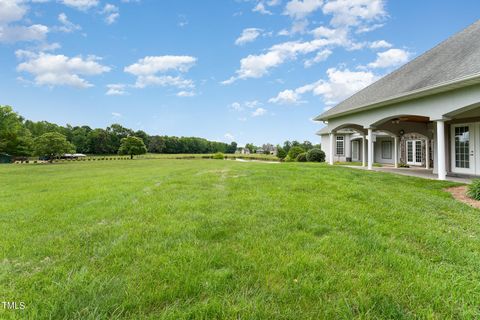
[0,0,26,25]
[106,84,128,95]
[284,0,323,19]
[0,1,49,44]
[17,52,111,88]
[369,40,392,49]
[269,89,302,104]
[322,0,386,28]
[177,90,195,97]
[0,24,49,43]
[367,48,410,69]
[229,100,262,111]
[230,102,243,111]
[133,75,194,89]
[102,3,119,25]
[253,2,272,15]
[57,13,81,33]
[304,48,332,67]
[125,55,196,75]
[60,0,99,10]
[251,107,267,117]
[223,38,339,84]
[270,68,378,107]
[235,28,262,46]
[112,112,122,117]
[125,55,197,89]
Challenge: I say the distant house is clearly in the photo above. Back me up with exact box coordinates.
[235,147,250,155]
[256,148,265,154]
[262,143,277,155]
[315,20,480,180]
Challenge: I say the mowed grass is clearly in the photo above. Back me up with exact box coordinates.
[1,159,479,319]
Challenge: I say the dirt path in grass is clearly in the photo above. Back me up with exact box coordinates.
[446,186,480,209]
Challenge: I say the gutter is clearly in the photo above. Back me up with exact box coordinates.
[314,72,480,122]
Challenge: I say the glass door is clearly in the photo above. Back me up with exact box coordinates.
[352,140,359,161]
[406,140,422,166]
[451,124,475,175]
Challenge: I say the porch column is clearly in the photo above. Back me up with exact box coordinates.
[394,136,399,168]
[329,133,334,165]
[425,138,430,170]
[436,121,446,180]
[367,128,373,170]
[362,135,366,167]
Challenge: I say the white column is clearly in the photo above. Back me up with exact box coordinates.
[394,136,399,168]
[362,135,366,167]
[425,138,430,170]
[436,121,446,180]
[367,128,373,170]
[329,133,334,165]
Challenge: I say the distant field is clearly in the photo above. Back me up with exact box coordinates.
[1,159,479,319]
[15,153,279,163]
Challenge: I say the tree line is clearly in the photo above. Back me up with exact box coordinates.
[0,105,237,157]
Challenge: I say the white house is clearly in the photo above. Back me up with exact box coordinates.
[315,20,480,180]
[236,147,251,155]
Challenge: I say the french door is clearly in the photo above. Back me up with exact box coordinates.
[451,123,476,175]
[406,140,422,166]
[352,140,359,161]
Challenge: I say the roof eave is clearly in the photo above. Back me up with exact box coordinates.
[314,73,480,122]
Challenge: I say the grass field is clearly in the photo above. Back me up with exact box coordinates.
[1,159,479,319]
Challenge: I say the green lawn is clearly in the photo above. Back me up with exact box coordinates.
[1,159,479,319]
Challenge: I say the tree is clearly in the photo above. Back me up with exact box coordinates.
[301,140,313,151]
[108,124,134,152]
[34,132,74,160]
[118,136,147,159]
[245,143,257,153]
[226,142,237,154]
[70,126,91,153]
[306,148,325,162]
[276,146,287,159]
[283,141,292,153]
[0,105,33,156]
[135,130,149,146]
[87,128,114,154]
[148,136,166,153]
[287,146,305,160]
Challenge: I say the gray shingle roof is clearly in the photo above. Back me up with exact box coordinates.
[316,20,480,120]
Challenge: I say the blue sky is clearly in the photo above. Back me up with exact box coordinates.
[1,0,479,146]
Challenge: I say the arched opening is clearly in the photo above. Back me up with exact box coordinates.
[370,115,433,168]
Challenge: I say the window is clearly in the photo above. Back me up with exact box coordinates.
[455,126,470,168]
[381,140,392,159]
[336,136,344,156]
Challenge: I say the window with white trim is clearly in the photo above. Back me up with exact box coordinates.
[336,136,344,156]
[381,141,392,159]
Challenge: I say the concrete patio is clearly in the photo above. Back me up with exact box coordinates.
[343,165,472,184]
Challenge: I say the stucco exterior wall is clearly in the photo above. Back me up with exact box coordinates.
[322,84,480,132]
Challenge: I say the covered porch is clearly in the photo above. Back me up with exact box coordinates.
[323,101,480,181]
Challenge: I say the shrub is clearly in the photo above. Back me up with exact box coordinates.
[296,152,307,162]
[306,148,325,162]
[276,147,287,160]
[288,146,305,160]
[284,155,294,162]
[467,179,480,200]
[213,152,225,160]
